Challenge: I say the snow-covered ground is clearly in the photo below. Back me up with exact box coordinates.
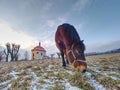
[0,53,120,90]
[84,72,106,90]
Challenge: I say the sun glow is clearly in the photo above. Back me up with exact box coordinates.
[0,20,38,49]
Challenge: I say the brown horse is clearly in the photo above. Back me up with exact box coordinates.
[55,23,87,72]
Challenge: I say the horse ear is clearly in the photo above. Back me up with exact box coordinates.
[81,40,84,42]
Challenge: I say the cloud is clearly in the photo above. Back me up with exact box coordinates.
[43,2,53,11]
[86,40,120,52]
[0,19,58,55]
[98,40,120,51]
[58,17,67,24]
[47,20,55,27]
[0,20,38,49]
[40,39,58,55]
[75,23,83,32]
[72,0,90,11]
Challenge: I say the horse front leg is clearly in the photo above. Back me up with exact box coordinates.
[64,56,69,64]
[66,57,69,64]
[61,52,66,68]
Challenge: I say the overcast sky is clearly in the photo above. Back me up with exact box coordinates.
[0,0,120,55]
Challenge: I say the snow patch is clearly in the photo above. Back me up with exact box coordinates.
[110,76,120,80]
[65,82,81,90]
[40,78,55,90]
[66,70,74,75]
[85,72,106,90]
[28,69,39,90]
[0,79,12,90]
[10,71,19,79]
[0,71,19,90]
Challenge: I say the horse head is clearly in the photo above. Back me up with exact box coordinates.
[66,40,87,72]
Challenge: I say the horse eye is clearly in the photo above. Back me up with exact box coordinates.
[78,50,83,54]
[79,51,81,54]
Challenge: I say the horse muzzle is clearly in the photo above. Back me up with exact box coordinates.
[73,60,87,73]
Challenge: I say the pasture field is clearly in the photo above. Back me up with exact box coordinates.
[0,53,120,90]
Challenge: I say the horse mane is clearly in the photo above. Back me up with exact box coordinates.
[61,23,81,44]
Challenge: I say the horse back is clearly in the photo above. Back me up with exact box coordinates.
[56,24,80,44]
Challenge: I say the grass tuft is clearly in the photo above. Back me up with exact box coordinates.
[69,72,94,90]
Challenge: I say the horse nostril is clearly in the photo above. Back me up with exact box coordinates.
[83,70,86,73]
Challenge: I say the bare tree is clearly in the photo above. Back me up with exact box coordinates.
[56,52,61,59]
[10,43,20,61]
[24,51,29,60]
[4,43,20,62]
[0,51,4,61]
[4,43,10,62]
[0,46,4,61]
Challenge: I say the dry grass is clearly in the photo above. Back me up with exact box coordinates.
[0,74,13,82]
[69,72,94,90]
[0,53,120,90]
[86,53,120,89]
[98,77,120,89]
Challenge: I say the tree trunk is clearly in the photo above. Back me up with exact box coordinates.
[6,55,8,62]
[10,54,14,61]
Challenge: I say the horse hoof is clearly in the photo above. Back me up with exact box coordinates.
[63,67,66,69]
[62,66,66,69]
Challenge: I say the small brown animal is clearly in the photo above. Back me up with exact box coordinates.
[55,23,87,73]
